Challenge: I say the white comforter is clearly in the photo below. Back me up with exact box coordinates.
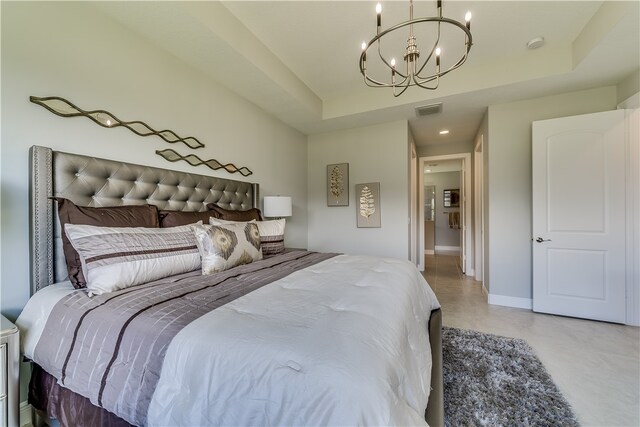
[19,254,440,426]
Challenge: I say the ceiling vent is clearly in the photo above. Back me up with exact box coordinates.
[415,103,443,117]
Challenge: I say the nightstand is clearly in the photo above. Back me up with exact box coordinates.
[0,316,19,427]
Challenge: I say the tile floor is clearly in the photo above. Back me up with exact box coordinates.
[424,254,640,427]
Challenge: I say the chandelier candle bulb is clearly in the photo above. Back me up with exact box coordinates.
[376,3,382,30]
[465,11,472,30]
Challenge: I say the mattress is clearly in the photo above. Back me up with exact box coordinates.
[17,251,440,426]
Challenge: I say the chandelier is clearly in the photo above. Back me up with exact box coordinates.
[359,0,473,97]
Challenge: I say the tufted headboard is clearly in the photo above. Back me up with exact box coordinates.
[29,145,259,295]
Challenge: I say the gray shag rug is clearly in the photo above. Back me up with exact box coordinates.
[442,327,580,427]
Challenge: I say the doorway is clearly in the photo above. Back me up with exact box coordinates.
[418,153,472,273]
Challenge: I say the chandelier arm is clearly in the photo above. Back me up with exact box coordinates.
[364,73,410,88]
[413,75,439,90]
[393,84,411,97]
[414,21,442,77]
[414,41,471,84]
[376,39,409,79]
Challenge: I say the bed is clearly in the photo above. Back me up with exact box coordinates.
[17,145,444,426]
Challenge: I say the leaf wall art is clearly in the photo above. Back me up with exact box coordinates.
[326,163,349,206]
[356,182,381,228]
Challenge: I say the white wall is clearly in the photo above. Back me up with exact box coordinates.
[486,86,617,301]
[0,2,308,320]
[307,120,409,259]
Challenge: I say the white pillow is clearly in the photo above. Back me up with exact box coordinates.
[65,223,201,296]
[210,218,286,256]
[193,222,263,274]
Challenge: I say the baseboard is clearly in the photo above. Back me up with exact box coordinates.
[466,267,475,277]
[481,283,488,297]
[424,249,435,255]
[434,245,460,253]
[488,293,532,310]
[20,401,32,427]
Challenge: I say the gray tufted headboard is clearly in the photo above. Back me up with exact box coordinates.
[29,145,259,295]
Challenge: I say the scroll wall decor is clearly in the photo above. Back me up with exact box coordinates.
[156,149,253,177]
[30,95,254,176]
[30,96,204,149]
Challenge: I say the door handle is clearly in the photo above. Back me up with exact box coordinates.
[535,237,551,243]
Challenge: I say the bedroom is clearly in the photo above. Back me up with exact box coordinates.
[1,1,639,426]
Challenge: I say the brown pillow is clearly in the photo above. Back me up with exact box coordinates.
[54,198,159,289]
[158,210,215,228]
[206,204,263,222]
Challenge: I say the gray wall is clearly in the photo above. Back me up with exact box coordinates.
[486,86,617,300]
[307,120,410,258]
[1,2,309,320]
[425,171,461,248]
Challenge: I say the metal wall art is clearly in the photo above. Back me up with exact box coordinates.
[30,96,204,149]
[30,95,254,177]
[356,182,381,228]
[327,163,349,206]
[156,149,253,177]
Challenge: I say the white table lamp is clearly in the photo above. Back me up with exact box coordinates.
[263,196,292,219]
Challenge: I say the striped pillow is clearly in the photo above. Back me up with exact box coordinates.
[255,219,286,255]
[65,223,201,296]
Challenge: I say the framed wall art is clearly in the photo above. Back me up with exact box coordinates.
[356,182,381,228]
[327,163,349,206]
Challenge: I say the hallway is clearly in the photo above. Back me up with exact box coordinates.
[424,254,640,427]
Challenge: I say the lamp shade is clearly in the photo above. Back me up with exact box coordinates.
[263,196,292,218]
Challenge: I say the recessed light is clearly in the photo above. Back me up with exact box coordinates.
[439,129,449,135]
[425,169,432,172]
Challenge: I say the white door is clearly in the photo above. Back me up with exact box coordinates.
[532,110,626,323]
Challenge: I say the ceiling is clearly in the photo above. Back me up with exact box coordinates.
[424,159,462,174]
[94,1,639,147]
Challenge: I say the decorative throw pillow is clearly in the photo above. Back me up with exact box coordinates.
[210,218,286,256]
[206,204,263,222]
[159,210,215,228]
[64,223,200,296]
[192,223,263,274]
[54,198,159,289]
[254,219,286,256]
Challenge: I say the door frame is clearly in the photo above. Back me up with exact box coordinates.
[474,136,484,284]
[418,153,473,273]
[409,143,418,265]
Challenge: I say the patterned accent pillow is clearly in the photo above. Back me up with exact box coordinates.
[209,218,286,256]
[64,223,201,296]
[193,223,263,274]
